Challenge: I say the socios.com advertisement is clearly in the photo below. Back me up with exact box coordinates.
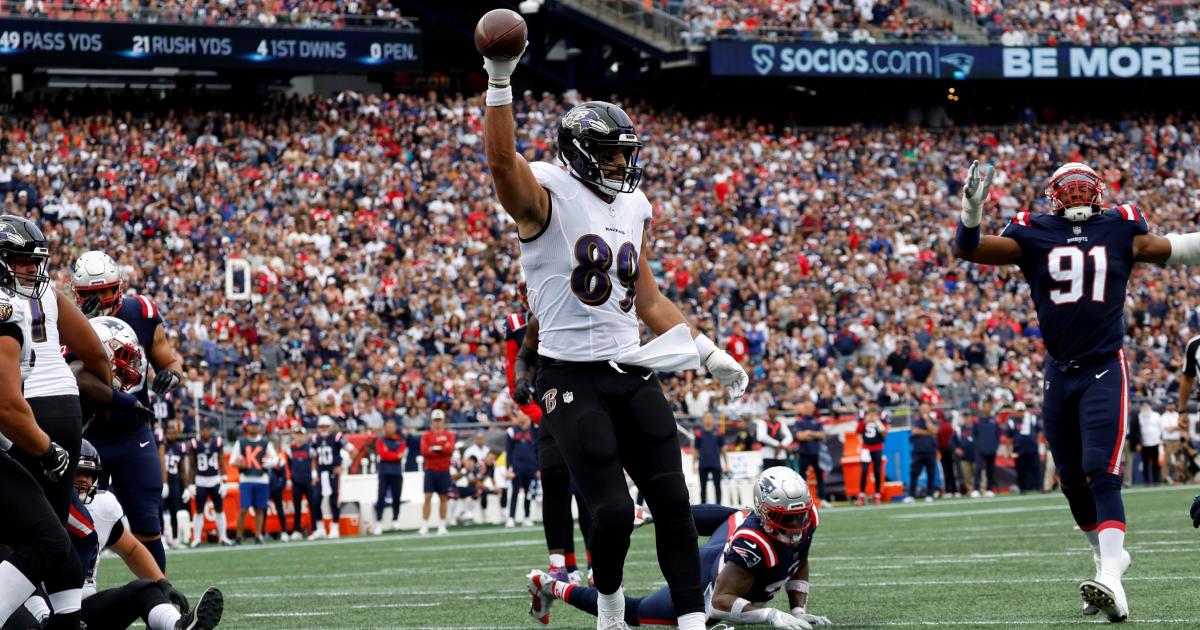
[711,40,1200,80]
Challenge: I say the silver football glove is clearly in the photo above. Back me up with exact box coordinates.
[960,160,995,228]
[482,41,528,87]
[695,334,749,399]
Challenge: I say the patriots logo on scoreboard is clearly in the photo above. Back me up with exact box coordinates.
[733,544,762,568]
[542,389,558,414]
[562,108,611,135]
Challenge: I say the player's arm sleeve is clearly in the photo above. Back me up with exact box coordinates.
[56,288,112,386]
[1184,338,1200,378]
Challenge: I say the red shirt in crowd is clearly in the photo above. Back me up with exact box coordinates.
[420,430,456,471]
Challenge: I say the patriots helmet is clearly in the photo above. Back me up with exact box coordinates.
[1045,162,1104,222]
[557,101,643,196]
[90,316,145,391]
[753,466,814,546]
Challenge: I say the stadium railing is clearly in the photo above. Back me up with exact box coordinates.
[0,0,419,30]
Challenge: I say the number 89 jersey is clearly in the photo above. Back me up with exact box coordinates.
[520,161,652,363]
[1000,205,1147,363]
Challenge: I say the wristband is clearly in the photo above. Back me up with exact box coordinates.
[486,86,513,107]
[786,579,810,594]
[955,221,980,251]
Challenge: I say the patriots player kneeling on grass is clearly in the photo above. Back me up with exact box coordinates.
[525,467,831,629]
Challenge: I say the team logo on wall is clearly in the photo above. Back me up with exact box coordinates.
[542,389,558,413]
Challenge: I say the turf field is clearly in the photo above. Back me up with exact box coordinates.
[122,485,1200,629]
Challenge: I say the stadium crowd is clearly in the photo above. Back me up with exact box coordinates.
[974,0,1200,46]
[0,0,412,29]
[4,88,1200,507]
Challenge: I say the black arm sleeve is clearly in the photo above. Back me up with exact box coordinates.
[1185,336,1200,378]
[515,343,537,382]
[0,322,23,345]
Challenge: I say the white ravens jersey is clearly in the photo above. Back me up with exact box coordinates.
[79,491,128,599]
[25,281,80,398]
[520,161,652,363]
[0,288,34,382]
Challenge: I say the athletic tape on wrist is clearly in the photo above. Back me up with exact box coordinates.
[786,579,810,594]
[1166,233,1200,265]
[486,85,512,106]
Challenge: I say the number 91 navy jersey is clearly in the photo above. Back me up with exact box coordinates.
[1000,205,1147,363]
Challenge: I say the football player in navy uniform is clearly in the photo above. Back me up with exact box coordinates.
[309,416,357,539]
[162,420,191,549]
[953,160,1200,621]
[73,250,184,572]
[526,467,831,629]
[188,419,233,547]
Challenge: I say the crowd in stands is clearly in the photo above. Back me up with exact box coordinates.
[0,0,412,29]
[4,88,1200,497]
[974,0,1200,46]
[658,0,1200,46]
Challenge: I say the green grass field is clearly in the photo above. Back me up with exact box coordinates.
[120,486,1200,629]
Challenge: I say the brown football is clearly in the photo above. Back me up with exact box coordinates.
[474,9,527,60]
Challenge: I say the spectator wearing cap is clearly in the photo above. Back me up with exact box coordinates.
[693,412,728,505]
[906,403,939,503]
[419,410,455,536]
[1006,402,1042,493]
[791,402,826,503]
[971,400,1001,497]
[372,419,406,534]
[757,404,793,471]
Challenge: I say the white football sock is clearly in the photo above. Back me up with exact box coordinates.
[48,588,81,614]
[23,595,50,623]
[177,510,192,542]
[677,612,707,630]
[0,562,37,621]
[162,512,173,542]
[597,586,624,617]
[549,553,566,569]
[1098,527,1126,577]
[193,514,204,542]
[216,513,228,541]
[147,602,182,630]
[1082,528,1100,553]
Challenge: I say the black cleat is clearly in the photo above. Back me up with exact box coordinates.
[175,587,223,630]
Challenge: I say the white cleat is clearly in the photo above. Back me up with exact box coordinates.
[1081,573,1129,623]
[329,524,340,539]
[526,569,554,627]
[437,524,448,536]
[523,517,535,527]
[924,495,934,503]
[280,532,289,542]
[969,490,981,498]
[568,570,585,586]
[308,528,325,541]
[1084,550,1131,616]
[372,523,384,536]
[597,613,630,630]
[506,518,516,528]
[418,525,429,536]
[984,490,995,498]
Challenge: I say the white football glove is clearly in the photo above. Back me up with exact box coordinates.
[482,41,528,87]
[767,609,812,630]
[792,608,832,626]
[217,478,227,498]
[182,485,195,503]
[696,334,749,398]
[162,483,169,499]
[960,160,995,228]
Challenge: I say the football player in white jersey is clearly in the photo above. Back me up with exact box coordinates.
[0,236,75,628]
[483,40,748,630]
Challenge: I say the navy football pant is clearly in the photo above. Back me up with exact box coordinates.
[195,485,224,514]
[910,451,937,498]
[698,467,722,505]
[89,424,163,538]
[375,473,403,521]
[509,469,535,520]
[1015,453,1041,492]
[974,454,997,491]
[291,482,313,533]
[1042,351,1129,531]
[860,450,883,495]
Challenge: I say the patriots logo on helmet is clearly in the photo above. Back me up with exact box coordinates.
[733,545,762,567]
[562,108,612,135]
[758,476,777,495]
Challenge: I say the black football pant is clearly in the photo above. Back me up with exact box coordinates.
[81,579,168,629]
[939,448,958,495]
[1015,452,1041,492]
[291,482,313,534]
[861,450,884,495]
[536,359,702,617]
[16,396,83,524]
[0,452,78,626]
[539,425,593,560]
[698,466,722,505]
[909,451,938,498]
[975,453,998,491]
[797,454,825,501]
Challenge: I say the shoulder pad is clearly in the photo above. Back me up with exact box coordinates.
[1112,203,1145,222]
[133,295,158,319]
